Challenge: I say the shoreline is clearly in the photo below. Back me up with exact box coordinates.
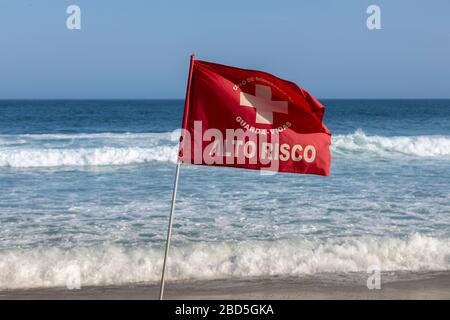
[1,271,449,300]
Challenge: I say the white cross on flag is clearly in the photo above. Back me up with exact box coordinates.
[240,85,288,124]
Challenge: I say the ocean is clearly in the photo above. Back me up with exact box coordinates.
[0,99,449,290]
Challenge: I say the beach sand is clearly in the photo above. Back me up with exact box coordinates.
[1,271,449,300]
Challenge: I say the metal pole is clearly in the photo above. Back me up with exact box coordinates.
[159,161,181,300]
[159,55,194,300]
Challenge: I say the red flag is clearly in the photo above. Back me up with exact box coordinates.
[179,56,331,176]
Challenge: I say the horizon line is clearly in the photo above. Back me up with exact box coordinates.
[1,98,450,101]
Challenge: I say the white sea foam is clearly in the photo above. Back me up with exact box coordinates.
[0,234,448,290]
[0,130,449,168]
[0,132,179,167]
[332,129,450,158]
[0,146,178,167]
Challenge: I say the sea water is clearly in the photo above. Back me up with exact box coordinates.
[0,99,449,289]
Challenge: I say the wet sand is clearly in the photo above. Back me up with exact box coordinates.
[1,271,449,300]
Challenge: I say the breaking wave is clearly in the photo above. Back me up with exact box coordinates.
[0,130,449,168]
[0,146,177,167]
[332,129,450,158]
[0,234,448,290]
[0,132,179,168]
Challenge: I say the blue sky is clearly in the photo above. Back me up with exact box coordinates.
[0,0,449,99]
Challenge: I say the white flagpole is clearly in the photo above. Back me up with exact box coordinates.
[159,161,181,300]
[159,54,195,300]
